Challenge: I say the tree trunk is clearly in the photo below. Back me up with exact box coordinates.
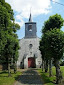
[8,63,11,77]
[42,58,44,71]
[45,60,48,72]
[14,61,17,74]
[49,59,52,77]
[8,57,11,77]
[55,60,62,84]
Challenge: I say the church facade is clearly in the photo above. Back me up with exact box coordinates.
[17,14,42,69]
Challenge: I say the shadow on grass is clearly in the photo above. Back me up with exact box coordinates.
[41,74,52,83]
[0,71,8,77]
[0,71,20,78]
[0,71,8,74]
[39,71,55,84]
[14,75,21,80]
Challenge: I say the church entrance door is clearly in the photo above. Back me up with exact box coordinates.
[28,57,35,68]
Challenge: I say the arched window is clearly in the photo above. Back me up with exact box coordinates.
[29,44,33,49]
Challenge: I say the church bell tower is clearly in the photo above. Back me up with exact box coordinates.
[25,13,37,38]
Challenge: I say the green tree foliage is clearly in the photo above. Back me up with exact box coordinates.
[43,29,64,60]
[39,40,45,60]
[42,14,64,33]
[0,30,7,63]
[39,40,45,71]
[40,14,64,84]
[0,0,20,76]
[43,29,64,83]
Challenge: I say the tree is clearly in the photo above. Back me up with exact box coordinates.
[39,40,45,71]
[0,3,10,63]
[40,14,64,83]
[39,37,49,73]
[42,14,64,33]
[0,0,20,76]
[0,29,7,63]
[12,35,19,73]
[43,29,64,83]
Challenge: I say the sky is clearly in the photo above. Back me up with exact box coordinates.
[5,0,64,39]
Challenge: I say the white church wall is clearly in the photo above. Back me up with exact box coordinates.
[24,56,28,68]
[17,37,42,69]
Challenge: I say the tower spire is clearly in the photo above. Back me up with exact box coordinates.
[29,8,32,22]
[29,13,32,22]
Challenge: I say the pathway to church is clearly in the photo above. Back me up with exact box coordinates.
[14,69,43,85]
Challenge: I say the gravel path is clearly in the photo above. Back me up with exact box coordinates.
[15,69,43,85]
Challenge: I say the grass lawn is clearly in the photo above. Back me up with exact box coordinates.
[0,70,21,85]
[38,66,64,85]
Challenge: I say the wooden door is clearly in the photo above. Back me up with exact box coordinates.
[28,57,35,68]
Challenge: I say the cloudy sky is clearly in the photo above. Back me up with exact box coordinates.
[5,0,64,39]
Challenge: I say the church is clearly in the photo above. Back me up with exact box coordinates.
[17,14,42,69]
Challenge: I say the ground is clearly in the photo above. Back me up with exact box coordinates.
[0,66,64,85]
[14,69,43,85]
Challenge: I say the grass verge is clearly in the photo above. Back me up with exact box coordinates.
[0,70,21,85]
[38,66,64,85]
